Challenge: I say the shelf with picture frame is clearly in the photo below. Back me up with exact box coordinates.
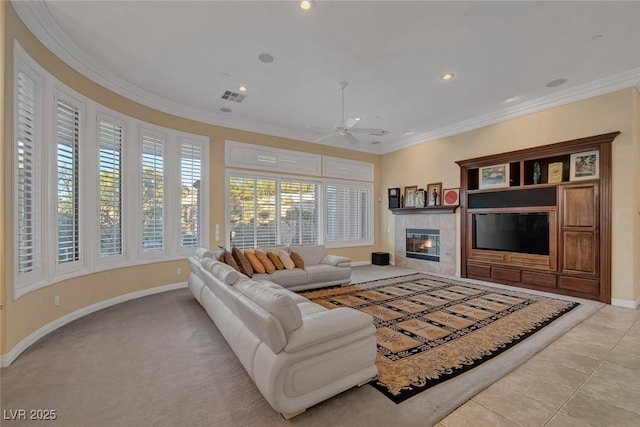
[455,131,620,304]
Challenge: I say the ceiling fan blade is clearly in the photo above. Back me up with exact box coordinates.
[345,118,359,129]
[349,128,389,136]
[344,133,359,145]
[314,132,336,143]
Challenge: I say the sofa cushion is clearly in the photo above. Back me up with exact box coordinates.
[255,249,276,273]
[196,247,214,260]
[290,244,327,266]
[290,251,305,269]
[305,264,351,284]
[232,247,254,277]
[223,251,241,272]
[253,268,308,288]
[235,279,302,334]
[202,258,241,285]
[278,250,295,270]
[244,250,266,274]
[268,252,285,270]
[322,254,352,268]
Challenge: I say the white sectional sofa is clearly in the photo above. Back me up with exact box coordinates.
[251,244,352,291]
[187,252,378,419]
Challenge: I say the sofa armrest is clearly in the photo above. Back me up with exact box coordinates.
[321,254,351,268]
[284,308,373,353]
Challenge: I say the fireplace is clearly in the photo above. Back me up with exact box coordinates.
[406,228,440,262]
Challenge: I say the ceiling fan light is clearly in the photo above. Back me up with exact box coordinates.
[441,73,455,81]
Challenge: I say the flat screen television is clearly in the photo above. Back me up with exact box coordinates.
[472,212,550,255]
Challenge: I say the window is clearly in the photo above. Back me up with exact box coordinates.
[180,142,203,248]
[228,174,320,248]
[56,99,81,264]
[280,181,319,245]
[98,117,123,257]
[14,68,42,286]
[325,181,372,247]
[12,44,209,298]
[141,132,165,253]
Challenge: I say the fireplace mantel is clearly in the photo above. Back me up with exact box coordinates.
[390,206,458,214]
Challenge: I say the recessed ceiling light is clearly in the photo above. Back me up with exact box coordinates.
[505,96,519,103]
[220,107,232,113]
[441,73,454,81]
[355,117,361,121]
[403,131,414,136]
[258,53,274,63]
[546,78,567,88]
[300,0,312,10]
[238,86,247,92]
[590,34,603,42]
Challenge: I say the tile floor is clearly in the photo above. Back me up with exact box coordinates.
[436,303,640,427]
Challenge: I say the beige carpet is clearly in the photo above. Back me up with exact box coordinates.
[0,268,602,426]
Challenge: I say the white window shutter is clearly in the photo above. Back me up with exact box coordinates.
[98,118,123,257]
[179,143,202,248]
[141,133,165,253]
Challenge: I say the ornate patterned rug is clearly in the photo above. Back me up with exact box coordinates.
[299,273,578,404]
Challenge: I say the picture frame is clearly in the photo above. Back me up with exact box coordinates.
[415,189,426,208]
[403,185,418,208]
[426,182,443,206]
[442,188,460,206]
[479,164,510,189]
[570,150,599,181]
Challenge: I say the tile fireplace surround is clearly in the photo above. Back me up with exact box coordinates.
[394,212,457,276]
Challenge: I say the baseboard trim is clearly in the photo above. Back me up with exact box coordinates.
[611,296,640,309]
[0,282,187,367]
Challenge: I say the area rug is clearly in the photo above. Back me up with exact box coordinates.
[300,273,578,404]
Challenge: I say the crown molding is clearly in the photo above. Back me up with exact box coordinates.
[12,1,640,156]
[381,67,640,154]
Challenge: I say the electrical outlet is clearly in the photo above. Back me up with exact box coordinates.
[176,267,182,275]
[54,296,60,307]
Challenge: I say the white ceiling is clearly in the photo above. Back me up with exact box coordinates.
[15,1,640,154]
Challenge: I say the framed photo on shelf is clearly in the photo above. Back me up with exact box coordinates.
[479,164,510,189]
[442,188,460,206]
[426,182,443,206]
[404,185,418,208]
[415,189,426,208]
[570,150,599,181]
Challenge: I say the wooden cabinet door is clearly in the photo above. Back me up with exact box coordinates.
[560,183,599,275]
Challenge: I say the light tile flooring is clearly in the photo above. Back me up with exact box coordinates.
[352,266,640,426]
[436,303,640,427]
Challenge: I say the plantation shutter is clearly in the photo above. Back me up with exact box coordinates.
[141,133,164,252]
[180,143,202,248]
[16,71,39,275]
[56,99,81,264]
[98,119,123,257]
[325,182,371,245]
[280,181,319,245]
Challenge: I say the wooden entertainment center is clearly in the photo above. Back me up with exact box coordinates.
[456,132,620,303]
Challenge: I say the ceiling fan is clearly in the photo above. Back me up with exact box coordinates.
[314,81,389,145]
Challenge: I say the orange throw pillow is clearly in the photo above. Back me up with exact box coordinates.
[290,251,305,269]
[255,249,276,274]
[232,246,253,278]
[268,252,284,270]
[244,249,265,274]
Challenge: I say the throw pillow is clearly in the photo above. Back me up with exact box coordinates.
[278,250,295,270]
[244,249,265,274]
[215,245,226,260]
[268,252,284,270]
[290,251,305,269]
[232,246,253,278]
[255,249,276,274]
[223,251,241,273]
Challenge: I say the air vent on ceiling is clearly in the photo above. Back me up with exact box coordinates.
[221,91,246,103]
